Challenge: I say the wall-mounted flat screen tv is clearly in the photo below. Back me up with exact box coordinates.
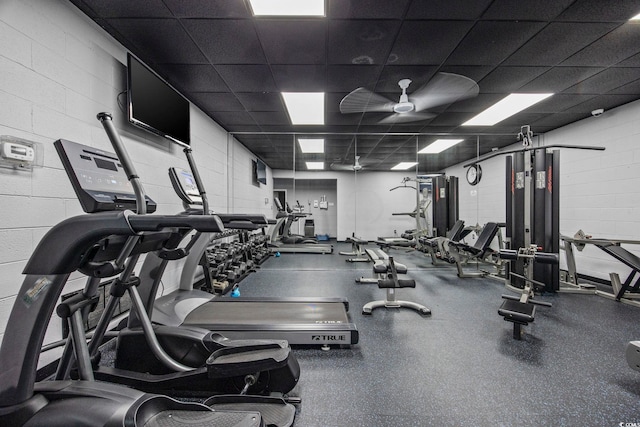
[256,158,267,185]
[252,158,267,186]
[127,53,190,146]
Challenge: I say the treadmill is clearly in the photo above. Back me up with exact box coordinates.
[138,160,358,348]
[268,198,333,254]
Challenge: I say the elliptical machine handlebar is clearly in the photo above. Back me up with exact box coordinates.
[128,213,225,232]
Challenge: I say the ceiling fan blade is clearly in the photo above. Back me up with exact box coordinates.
[378,111,437,124]
[410,72,479,112]
[357,157,381,166]
[330,163,357,171]
[340,87,396,114]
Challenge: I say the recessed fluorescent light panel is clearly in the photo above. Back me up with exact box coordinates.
[298,138,324,153]
[462,93,553,126]
[249,0,325,16]
[631,12,640,20]
[306,162,324,170]
[391,162,417,171]
[281,92,325,125]
[419,139,464,154]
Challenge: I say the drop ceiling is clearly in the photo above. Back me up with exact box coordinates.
[68,0,640,172]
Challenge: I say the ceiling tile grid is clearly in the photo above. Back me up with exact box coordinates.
[68,0,640,172]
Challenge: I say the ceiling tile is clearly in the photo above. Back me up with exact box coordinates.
[561,23,640,66]
[406,0,494,19]
[328,0,412,19]
[212,111,256,126]
[326,65,384,91]
[563,94,640,114]
[519,66,603,92]
[328,20,401,65]
[271,65,327,91]
[73,0,172,18]
[182,19,266,64]
[235,92,284,112]
[249,111,291,125]
[481,0,575,20]
[190,92,245,111]
[159,64,229,92]
[618,52,640,67]
[565,68,640,94]
[556,0,640,22]
[477,66,550,93]
[527,94,598,113]
[215,65,278,92]
[445,21,547,66]
[503,23,618,66]
[255,20,326,64]
[106,19,207,64]
[389,21,474,65]
[610,78,640,95]
[163,0,251,18]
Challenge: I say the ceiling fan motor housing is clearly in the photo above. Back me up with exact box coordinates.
[394,101,414,113]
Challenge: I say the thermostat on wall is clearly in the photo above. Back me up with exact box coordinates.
[1,141,35,162]
[0,136,43,170]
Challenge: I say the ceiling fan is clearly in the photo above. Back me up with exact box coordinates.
[330,155,378,172]
[339,72,479,124]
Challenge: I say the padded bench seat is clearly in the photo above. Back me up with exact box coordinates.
[498,299,535,324]
[340,234,370,262]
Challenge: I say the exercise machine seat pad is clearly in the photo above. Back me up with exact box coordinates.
[378,278,416,288]
[599,243,640,271]
[373,261,407,274]
[498,299,535,324]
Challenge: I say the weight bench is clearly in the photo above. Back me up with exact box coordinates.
[356,248,408,284]
[340,233,370,262]
[599,244,640,301]
[561,230,640,306]
[374,235,416,251]
[362,255,431,316]
[448,222,501,278]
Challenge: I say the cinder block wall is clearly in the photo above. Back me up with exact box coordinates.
[0,0,272,346]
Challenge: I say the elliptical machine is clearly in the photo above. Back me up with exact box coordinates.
[51,114,299,424]
[0,113,299,426]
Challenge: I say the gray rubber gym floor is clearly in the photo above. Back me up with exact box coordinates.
[236,242,640,427]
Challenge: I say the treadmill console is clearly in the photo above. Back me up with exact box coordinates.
[54,138,157,213]
[169,167,202,206]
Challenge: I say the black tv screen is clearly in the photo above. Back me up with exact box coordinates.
[127,53,190,146]
[256,158,267,185]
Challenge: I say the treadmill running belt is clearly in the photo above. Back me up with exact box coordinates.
[183,301,349,325]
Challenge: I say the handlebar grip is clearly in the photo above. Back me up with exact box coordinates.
[534,252,559,264]
[498,249,518,260]
[217,213,268,225]
[128,214,224,232]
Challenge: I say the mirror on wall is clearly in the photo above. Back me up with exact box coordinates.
[241,130,519,243]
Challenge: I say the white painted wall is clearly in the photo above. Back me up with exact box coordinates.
[0,0,272,347]
[273,177,338,238]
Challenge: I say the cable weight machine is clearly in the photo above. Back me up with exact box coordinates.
[464,125,605,339]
